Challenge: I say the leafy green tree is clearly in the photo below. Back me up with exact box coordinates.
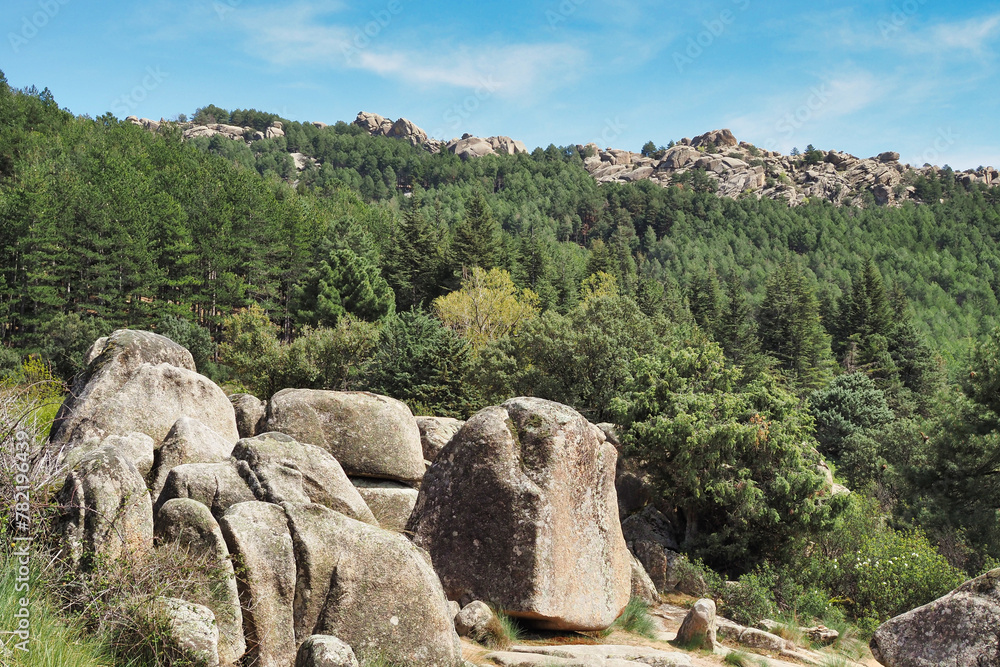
[290,248,395,328]
[277,317,381,391]
[433,267,539,349]
[219,304,282,397]
[611,343,842,569]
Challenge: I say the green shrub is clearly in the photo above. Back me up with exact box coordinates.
[793,587,835,621]
[721,571,776,626]
[838,528,965,624]
[478,607,524,650]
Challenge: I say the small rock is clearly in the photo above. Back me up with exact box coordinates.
[675,599,717,650]
[151,597,219,667]
[295,635,359,667]
[454,600,494,638]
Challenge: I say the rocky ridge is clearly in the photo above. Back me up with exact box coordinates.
[579,129,998,207]
[126,112,995,207]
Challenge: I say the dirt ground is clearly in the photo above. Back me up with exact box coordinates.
[462,598,883,667]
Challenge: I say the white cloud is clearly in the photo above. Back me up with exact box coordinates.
[923,14,1000,55]
[224,3,585,98]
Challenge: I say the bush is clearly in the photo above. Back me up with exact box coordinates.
[38,312,110,382]
[721,571,776,626]
[837,528,965,625]
[479,607,524,650]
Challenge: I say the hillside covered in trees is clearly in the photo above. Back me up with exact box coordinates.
[3,72,1000,636]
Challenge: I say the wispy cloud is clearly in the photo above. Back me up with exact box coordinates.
[222,3,585,98]
[892,12,1000,56]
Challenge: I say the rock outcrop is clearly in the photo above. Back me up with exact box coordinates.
[63,431,156,480]
[265,389,424,484]
[219,501,298,667]
[149,417,237,498]
[409,397,631,631]
[286,503,462,667]
[581,129,997,207]
[154,498,245,665]
[871,568,1000,667]
[353,112,443,153]
[52,329,195,444]
[230,394,266,439]
[155,461,256,517]
[54,447,154,569]
[232,432,377,525]
[349,479,416,531]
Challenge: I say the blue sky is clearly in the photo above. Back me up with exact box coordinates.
[2,0,998,168]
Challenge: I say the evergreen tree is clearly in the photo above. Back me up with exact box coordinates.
[385,196,443,309]
[368,309,473,418]
[838,258,893,349]
[716,275,766,380]
[688,266,723,335]
[451,192,500,273]
[758,261,834,391]
[290,248,395,328]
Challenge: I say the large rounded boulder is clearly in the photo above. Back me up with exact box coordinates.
[871,568,1000,666]
[408,397,631,631]
[265,390,424,484]
[69,362,238,446]
[54,447,154,569]
[286,503,461,667]
[232,432,377,525]
[51,329,196,445]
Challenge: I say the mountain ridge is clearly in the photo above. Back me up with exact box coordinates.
[127,110,998,208]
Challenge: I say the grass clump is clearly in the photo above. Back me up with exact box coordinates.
[0,549,112,666]
[602,597,656,638]
[724,650,767,667]
[475,607,525,650]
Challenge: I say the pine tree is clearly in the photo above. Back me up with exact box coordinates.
[386,196,443,309]
[688,266,723,335]
[290,248,395,328]
[840,258,893,347]
[717,275,766,379]
[758,261,834,391]
[452,192,500,273]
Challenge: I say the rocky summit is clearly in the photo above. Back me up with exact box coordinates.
[126,113,996,209]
